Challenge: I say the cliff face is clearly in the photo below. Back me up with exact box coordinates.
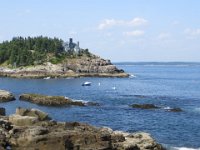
[65,57,124,74]
[0,56,128,78]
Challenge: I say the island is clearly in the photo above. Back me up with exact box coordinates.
[0,36,128,78]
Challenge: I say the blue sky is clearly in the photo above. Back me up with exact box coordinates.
[1,0,200,62]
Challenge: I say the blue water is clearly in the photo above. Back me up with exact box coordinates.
[0,62,200,149]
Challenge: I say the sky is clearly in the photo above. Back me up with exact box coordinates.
[1,0,200,62]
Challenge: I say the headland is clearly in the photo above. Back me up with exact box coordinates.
[0,36,128,78]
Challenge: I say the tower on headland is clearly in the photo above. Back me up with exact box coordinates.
[63,38,80,53]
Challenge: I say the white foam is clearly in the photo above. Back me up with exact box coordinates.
[129,74,136,78]
[172,147,200,150]
[66,77,74,79]
[163,106,171,110]
[112,86,116,90]
[71,99,88,103]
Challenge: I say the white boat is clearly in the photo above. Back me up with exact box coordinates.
[129,74,136,78]
[112,86,116,90]
[82,81,91,86]
[44,77,50,79]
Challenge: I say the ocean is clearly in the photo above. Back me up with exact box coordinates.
[0,62,200,149]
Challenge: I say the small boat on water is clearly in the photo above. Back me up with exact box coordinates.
[112,86,116,90]
[44,77,51,79]
[129,74,136,78]
[82,81,91,86]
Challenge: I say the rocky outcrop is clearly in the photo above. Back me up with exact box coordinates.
[131,104,183,113]
[0,108,165,150]
[9,108,51,126]
[66,58,124,74]
[131,104,160,109]
[19,93,85,106]
[164,107,183,112]
[0,57,129,78]
[15,107,50,121]
[0,90,15,102]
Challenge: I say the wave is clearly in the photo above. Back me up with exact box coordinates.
[171,147,200,150]
[71,99,89,103]
[119,94,182,101]
[129,74,136,78]
[163,106,172,110]
[114,62,200,66]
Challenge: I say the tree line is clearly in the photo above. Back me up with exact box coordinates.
[0,36,93,67]
[0,36,66,67]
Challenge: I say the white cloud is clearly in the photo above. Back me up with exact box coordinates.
[98,17,148,30]
[98,19,122,30]
[128,18,148,26]
[184,28,200,37]
[157,33,171,40]
[123,30,145,37]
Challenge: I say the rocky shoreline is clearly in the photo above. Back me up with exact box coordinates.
[0,107,165,150]
[0,58,129,78]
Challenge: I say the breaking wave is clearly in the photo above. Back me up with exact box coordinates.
[171,147,200,150]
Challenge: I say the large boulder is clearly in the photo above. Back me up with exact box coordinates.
[9,115,38,126]
[9,108,51,126]
[165,107,183,112]
[16,107,51,121]
[0,90,15,102]
[19,93,85,106]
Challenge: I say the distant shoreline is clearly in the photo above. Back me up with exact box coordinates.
[114,62,200,66]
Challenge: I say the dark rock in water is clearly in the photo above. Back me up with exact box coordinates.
[86,101,101,106]
[19,93,85,107]
[134,95,150,99]
[0,108,165,150]
[0,108,5,116]
[131,104,160,109]
[0,90,15,103]
[167,107,183,112]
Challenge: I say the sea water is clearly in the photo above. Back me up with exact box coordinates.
[0,62,200,149]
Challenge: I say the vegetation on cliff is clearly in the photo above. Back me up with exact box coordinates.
[0,36,92,67]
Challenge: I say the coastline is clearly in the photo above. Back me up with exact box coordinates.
[1,62,200,149]
[0,62,129,78]
[0,107,165,150]
[0,71,129,78]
